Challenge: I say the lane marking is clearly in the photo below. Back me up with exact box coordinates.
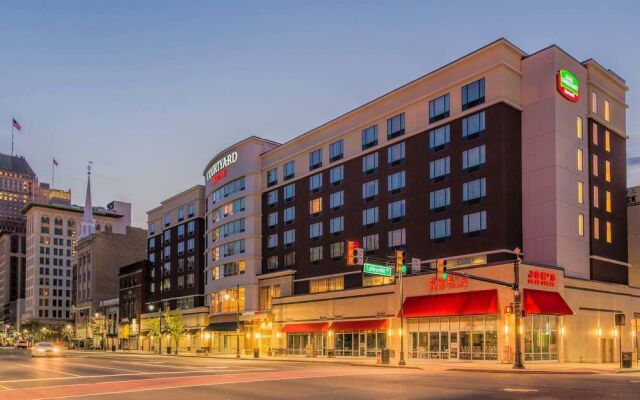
[16,364,81,377]
[52,362,143,373]
[0,383,11,390]
[503,388,539,392]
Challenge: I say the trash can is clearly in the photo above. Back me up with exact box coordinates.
[622,352,632,368]
[381,349,390,364]
[253,348,260,358]
[111,345,116,352]
[166,347,172,355]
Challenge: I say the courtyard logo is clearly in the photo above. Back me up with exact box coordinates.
[206,151,238,184]
[556,69,580,102]
[527,270,557,287]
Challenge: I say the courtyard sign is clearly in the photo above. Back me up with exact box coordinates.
[206,151,238,185]
[556,69,580,102]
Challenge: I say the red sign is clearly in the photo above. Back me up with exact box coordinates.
[210,169,228,185]
[429,275,469,291]
[527,270,556,287]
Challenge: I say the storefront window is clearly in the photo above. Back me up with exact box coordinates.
[334,331,386,357]
[409,315,497,361]
[524,315,558,361]
[287,332,327,356]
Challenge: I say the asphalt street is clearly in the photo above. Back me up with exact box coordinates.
[0,348,638,399]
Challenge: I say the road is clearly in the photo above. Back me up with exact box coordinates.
[0,348,638,399]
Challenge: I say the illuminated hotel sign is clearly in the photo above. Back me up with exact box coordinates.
[556,69,580,102]
[527,270,556,287]
[206,151,238,185]
[429,275,468,291]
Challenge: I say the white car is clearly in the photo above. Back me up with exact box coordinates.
[31,342,63,357]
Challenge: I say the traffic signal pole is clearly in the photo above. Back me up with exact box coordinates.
[398,267,406,366]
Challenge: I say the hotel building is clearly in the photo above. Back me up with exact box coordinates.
[197,38,636,363]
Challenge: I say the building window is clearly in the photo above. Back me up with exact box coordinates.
[578,213,584,237]
[330,191,344,210]
[429,93,450,123]
[605,130,611,152]
[430,187,451,210]
[163,213,171,227]
[310,246,323,262]
[267,212,278,228]
[462,145,486,171]
[593,217,600,240]
[284,229,295,247]
[284,206,295,224]
[284,251,296,267]
[187,203,195,217]
[309,197,323,215]
[387,171,406,193]
[576,116,583,139]
[463,211,487,234]
[605,191,612,213]
[429,157,450,181]
[148,223,156,235]
[363,234,379,251]
[604,99,610,122]
[577,149,583,171]
[310,276,343,293]
[387,142,405,165]
[593,186,599,208]
[577,181,583,204]
[388,228,406,247]
[310,222,323,240]
[606,221,612,243]
[330,216,344,235]
[463,178,486,202]
[605,160,611,182]
[177,208,185,221]
[309,149,322,170]
[211,177,245,204]
[329,140,344,162]
[462,78,485,110]
[267,255,279,270]
[362,152,379,174]
[592,154,599,177]
[284,160,295,180]
[362,180,379,200]
[362,207,379,227]
[309,173,323,193]
[267,168,278,187]
[592,122,598,146]
[387,113,405,139]
[462,111,485,139]
[267,190,278,207]
[329,165,344,185]
[362,125,378,149]
[591,91,597,114]
[430,219,451,240]
[267,234,278,249]
[388,199,406,221]
[211,288,245,314]
[429,125,450,150]
[283,183,295,202]
[330,242,344,259]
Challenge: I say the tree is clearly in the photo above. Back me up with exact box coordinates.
[89,314,107,349]
[21,319,42,341]
[148,316,162,354]
[164,310,185,355]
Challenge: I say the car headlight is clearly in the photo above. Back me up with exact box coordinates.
[53,348,60,352]
[37,349,45,353]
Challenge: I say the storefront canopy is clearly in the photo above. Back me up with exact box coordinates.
[523,289,573,316]
[281,322,329,333]
[401,289,499,318]
[329,319,387,331]
[205,322,244,332]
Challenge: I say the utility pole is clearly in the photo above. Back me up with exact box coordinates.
[512,248,524,369]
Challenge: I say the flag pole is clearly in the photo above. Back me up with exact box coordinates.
[11,117,14,157]
[52,160,55,188]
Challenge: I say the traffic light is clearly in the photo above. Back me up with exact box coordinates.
[395,250,406,273]
[346,241,359,266]
[436,258,448,280]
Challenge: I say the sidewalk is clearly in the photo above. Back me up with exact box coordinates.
[67,349,640,374]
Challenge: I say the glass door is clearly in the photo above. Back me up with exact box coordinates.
[449,332,458,360]
[358,333,366,357]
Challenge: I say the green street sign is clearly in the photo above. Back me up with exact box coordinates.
[363,263,393,277]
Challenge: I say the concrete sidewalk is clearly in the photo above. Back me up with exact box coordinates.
[66,349,640,374]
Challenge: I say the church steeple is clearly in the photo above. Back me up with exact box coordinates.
[79,162,96,239]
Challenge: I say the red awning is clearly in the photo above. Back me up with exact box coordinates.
[330,319,387,331]
[281,322,329,333]
[523,289,573,316]
[401,289,499,318]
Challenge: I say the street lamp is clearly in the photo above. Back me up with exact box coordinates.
[148,304,162,354]
[223,284,241,359]
[512,248,524,369]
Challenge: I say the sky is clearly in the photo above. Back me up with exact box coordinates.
[1,0,639,228]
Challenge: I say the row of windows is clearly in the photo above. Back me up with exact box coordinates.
[211,218,245,242]
[577,214,613,243]
[153,203,196,232]
[266,78,486,185]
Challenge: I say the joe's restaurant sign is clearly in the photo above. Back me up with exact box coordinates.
[206,151,238,185]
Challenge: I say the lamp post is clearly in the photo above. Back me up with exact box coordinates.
[398,264,406,366]
[148,304,162,354]
[512,248,524,369]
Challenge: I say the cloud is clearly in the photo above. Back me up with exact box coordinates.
[628,156,640,167]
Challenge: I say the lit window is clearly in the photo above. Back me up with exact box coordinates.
[605,191,611,213]
[593,186,599,208]
[577,149,583,171]
[593,217,600,240]
[578,213,584,237]
[309,246,323,262]
[591,91,597,114]
[604,99,610,122]
[605,130,611,152]
[592,123,598,146]
[576,116,583,139]
[577,181,583,204]
[592,154,598,177]
[605,160,611,182]
[606,221,612,243]
[309,198,322,215]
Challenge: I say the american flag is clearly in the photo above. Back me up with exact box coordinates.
[12,118,21,131]
[53,159,58,166]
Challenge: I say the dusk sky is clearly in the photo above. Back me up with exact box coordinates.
[2,1,638,228]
